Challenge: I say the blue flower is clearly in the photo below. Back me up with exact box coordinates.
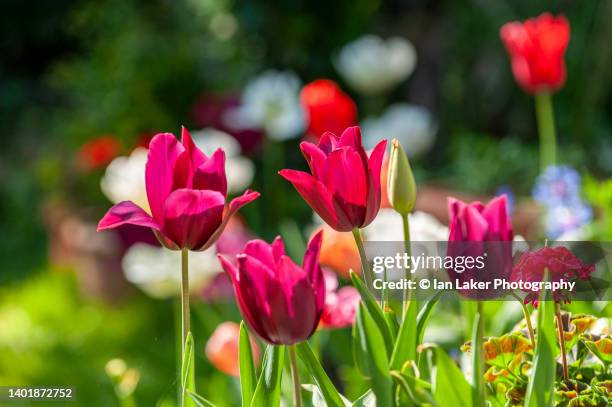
[496,185,514,215]
[532,165,582,207]
[544,199,593,239]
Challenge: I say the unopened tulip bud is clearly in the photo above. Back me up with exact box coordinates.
[387,139,416,215]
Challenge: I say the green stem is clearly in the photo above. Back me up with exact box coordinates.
[535,92,557,172]
[511,292,536,349]
[288,345,302,407]
[181,249,190,355]
[401,213,412,315]
[555,303,569,381]
[351,228,372,288]
[474,301,485,407]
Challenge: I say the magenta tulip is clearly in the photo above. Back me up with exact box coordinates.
[447,195,514,299]
[279,126,387,232]
[98,127,259,251]
[218,232,326,345]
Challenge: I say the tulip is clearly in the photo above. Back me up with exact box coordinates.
[205,321,260,377]
[279,126,387,232]
[218,231,325,345]
[387,139,416,216]
[97,127,259,251]
[500,13,570,171]
[447,195,514,300]
[316,225,361,279]
[500,13,570,95]
[320,271,360,329]
[300,79,358,139]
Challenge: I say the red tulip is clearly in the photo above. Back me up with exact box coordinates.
[218,232,325,345]
[500,13,570,94]
[77,135,122,171]
[300,79,357,139]
[447,195,514,299]
[97,128,259,251]
[280,126,387,232]
[510,246,594,306]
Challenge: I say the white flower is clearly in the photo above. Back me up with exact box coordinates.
[122,243,222,299]
[224,70,304,140]
[363,208,449,242]
[335,35,416,95]
[362,103,437,158]
[190,128,255,193]
[100,148,149,213]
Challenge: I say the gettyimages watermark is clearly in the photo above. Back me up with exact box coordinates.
[360,240,612,302]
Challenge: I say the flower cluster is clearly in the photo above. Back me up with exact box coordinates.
[532,165,592,239]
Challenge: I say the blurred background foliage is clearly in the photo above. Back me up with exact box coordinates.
[1,0,611,405]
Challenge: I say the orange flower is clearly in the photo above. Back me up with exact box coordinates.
[205,322,260,377]
[315,225,361,279]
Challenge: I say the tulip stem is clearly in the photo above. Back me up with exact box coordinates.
[288,345,302,407]
[401,213,412,315]
[511,292,536,349]
[181,249,190,354]
[555,303,569,381]
[535,92,557,172]
[351,228,372,289]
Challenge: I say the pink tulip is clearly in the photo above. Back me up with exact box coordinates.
[218,232,326,345]
[279,126,387,232]
[447,195,514,299]
[98,128,259,251]
[320,270,360,329]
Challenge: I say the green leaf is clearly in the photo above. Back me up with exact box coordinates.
[239,322,257,407]
[296,341,345,407]
[355,303,393,407]
[352,389,376,407]
[350,271,394,355]
[427,346,472,407]
[250,345,284,407]
[187,390,216,407]
[470,311,484,407]
[416,292,442,345]
[384,307,399,339]
[390,370,438,407]
[524,287,556,407]
[181,331,196,407]
[390,300,417,370]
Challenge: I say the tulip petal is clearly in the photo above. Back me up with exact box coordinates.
[317,131,339,155]
[363,139,387,226]
[322,147,367,226]
[97,201,161,232]
[279,169,352,231]
[193,148,228,196]
[197,190,260,251]
[181,127,207,168]
[302,230,325,311]
[300,141,326,179]
[463,204,489,241]
[243,239,276,270]
[145,133,185,222]
[482,195,513,241]
[163,188,225,250]
[271,236,286,263]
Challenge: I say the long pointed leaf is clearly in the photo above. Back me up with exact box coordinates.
[250,345,284,407]
[350,271,393,355]
[181,331,196,407]
[416,292,442,344]
[470,311,484,407]
[525,287,556,407]
[296,342,345,407]
[355,303,393,407]
[427,346,472,407]
[187,390,216,407]
[390,300,417,369]
[239,322,257,407]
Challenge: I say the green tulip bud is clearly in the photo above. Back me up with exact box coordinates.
[387,139,416,215]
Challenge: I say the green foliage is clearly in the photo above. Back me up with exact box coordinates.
[250,345,284,407]
[239,322,257,407]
